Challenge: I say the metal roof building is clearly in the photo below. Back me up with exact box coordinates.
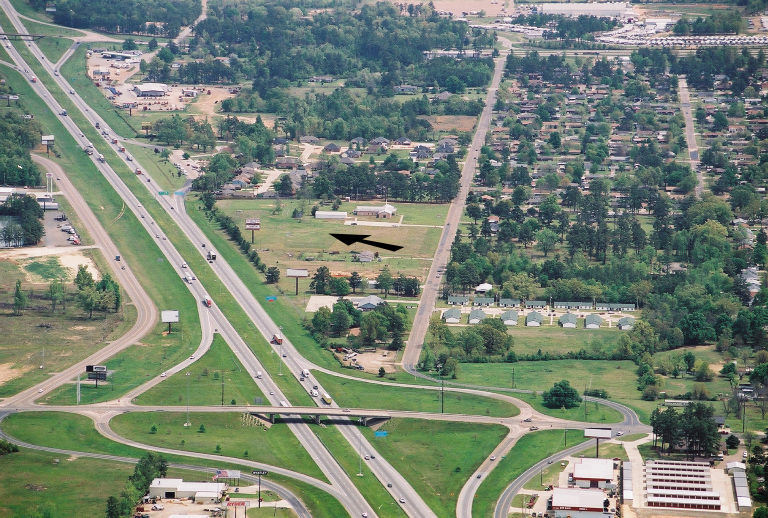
[644,460,721,510]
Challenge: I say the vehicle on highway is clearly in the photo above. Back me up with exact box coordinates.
[181,262,187,268]
[189,355,195,360]
[387,483,392,488]
[490,455,496,461]
[272,333,283,345]
[310,389,318,397]
[343,408,351,413]
[160,372,167,377]
[399,498,405,504]
[321,393,333,405]
[476,474,482,479]
[523,417,532,422]
[203,297,213,307]
[60,109,67,116]
[616,431,624,436]
[529,426,539,431]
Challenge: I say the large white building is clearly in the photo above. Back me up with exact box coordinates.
[148,478,226,503]
[551,487,609,518]
[572,458,615,489]
[134,83,168,97]
[538,1,631,18]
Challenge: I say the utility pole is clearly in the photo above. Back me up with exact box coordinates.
[441,378,444,413]
[185,371,191,427]
[221,370,224,406]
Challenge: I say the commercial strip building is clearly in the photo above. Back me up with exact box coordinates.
[148,478,226,503]
[643,460,722,510]
[551,487,610,518]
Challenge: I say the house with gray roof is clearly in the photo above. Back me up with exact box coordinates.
[585,314,603,329]
[525,300,547,309]
[499,298,520,308]
[442,308,461,324]
[468,309,487,324]
[448,295,469,305]
[501,310,518,326]
[356,295,384,311]
[473,297,495,307]
[617,316,635,330]
[559,313,577,328]
[526,311,543,327]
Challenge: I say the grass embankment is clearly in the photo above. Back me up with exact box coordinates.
[124,142,186,193]
[512,392,623,424]
[505,325,620,356]
[2,412,347,516]
[136,333,265,406]
[8,0,52,21]
[361,418,508,517]
[314,371,520,417]
[37,37,72,63]
[0,60,202,405]
[312,422,406,518]
[472,429,581,518]
[110,412,325,480]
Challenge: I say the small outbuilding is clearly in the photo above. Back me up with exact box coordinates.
[474,282,493,293]
[617,316,635,330]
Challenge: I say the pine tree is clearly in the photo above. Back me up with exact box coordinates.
[13,279,27,316]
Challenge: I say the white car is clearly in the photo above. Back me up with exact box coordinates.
[399,498,405,504]
[743,451,748,459]
[490,455,496,461]
[181,262,187,268]
[160,372,167,377]
[189,355,195,360]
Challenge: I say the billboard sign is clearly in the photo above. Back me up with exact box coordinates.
[86,365,107,372]
[161,310,179,323]
[245,218,261,230]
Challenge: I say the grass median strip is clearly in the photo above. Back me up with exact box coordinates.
[360,418,508,517]
[314,371,520,417]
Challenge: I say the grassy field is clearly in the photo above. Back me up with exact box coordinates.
[20,18,84,38]
[616,433,649,442]
[111,412,326,480]
[360,418,508,517]
[37,36,72,63]
[522,459,567,490]
[9,0,52,21]
[0,256,133,398]
[135,333,265,406]
[505,324,621,356]
[214,198,444,284]
[314,371,520,417]
[125,142,186,193]
[455,359,731,424]
[472,430,581,518]
[578,441,628,461]
[512,392,623,424]
[312,421,406,518]
[247,508,297,517]
[2,412,348,516]
[59,45,137,137]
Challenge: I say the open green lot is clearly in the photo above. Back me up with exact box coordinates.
[522,459,568,490]
[314,371,519,417]
[512,392,623,424]
[214,198,444,284]
[0,255,133,398]
[472,430,581,518]
[247,508,297,517]
[9,0,52,21]
[135,333,265,406]
[20,18,84,38]
[361,418,508,517]
[111,412,326,480]
[125,142,186,193]
[505,324,621,356]
[37,36,72,63]
[456,358,731,424]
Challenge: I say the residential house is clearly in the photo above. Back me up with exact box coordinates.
[525,300,547,309]
[299,135,320,144]
[394,85,418,94]
[442,308,461,324]
[526,311,543,327]
[447,295,469,305]
[473,297,494,307]
[357,250,375,262]
[617,316,635,330]
[559,313,577,328]
[357,295,384,311]
[323,143,341,153]
[498,298,520,308]
[353,204,397,218]
[468,309,487,324]
[501,310,518,326]
[585,314,602,329]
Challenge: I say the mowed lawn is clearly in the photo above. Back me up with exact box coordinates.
[361,419,508,517]
[214,199,444,281]
[110,412,325,480]
[505,324,621,356]
[472,429,581,517]
[135,333,265,406]
[313,371,520,417]
[456,359,732,423]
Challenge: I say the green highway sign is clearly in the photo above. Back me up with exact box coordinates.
[158,191,169,195]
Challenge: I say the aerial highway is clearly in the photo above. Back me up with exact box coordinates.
[0,10,379,517]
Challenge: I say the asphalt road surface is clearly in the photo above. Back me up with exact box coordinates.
[678,76,702,197]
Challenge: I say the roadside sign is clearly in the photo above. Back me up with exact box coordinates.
[46,173,53,178]
[174,191,185,196]
[158,191,169,195]
[375,430,388,437]
[252,470,268,476]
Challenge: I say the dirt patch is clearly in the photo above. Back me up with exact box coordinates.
[387,0,506,17]
[70,325,95,331]
[1,247,100,282]
[420,115,478,132]
[336,348,398,374]
[0,362,31,384]
[24,484,46,491]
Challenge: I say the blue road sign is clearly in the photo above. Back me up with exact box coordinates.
[175,191,185,196]
[374,430,388,437]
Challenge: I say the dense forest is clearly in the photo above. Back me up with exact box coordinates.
[180,2,494,89]
[672,11,745,35]
[0,194,45,246]
[29,0,201,37]
[0,79,43,187]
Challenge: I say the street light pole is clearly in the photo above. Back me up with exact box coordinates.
[185,371,191,427]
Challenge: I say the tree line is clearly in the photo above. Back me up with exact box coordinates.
[104,452,168,518]
[74,265,121,319]
[0,110,42,187]
[0,194,44,247]
[672,11,744,35]
[649,403,721,458]
[37,0,201,37]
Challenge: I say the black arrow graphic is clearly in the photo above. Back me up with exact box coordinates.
[330,233,403,252]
